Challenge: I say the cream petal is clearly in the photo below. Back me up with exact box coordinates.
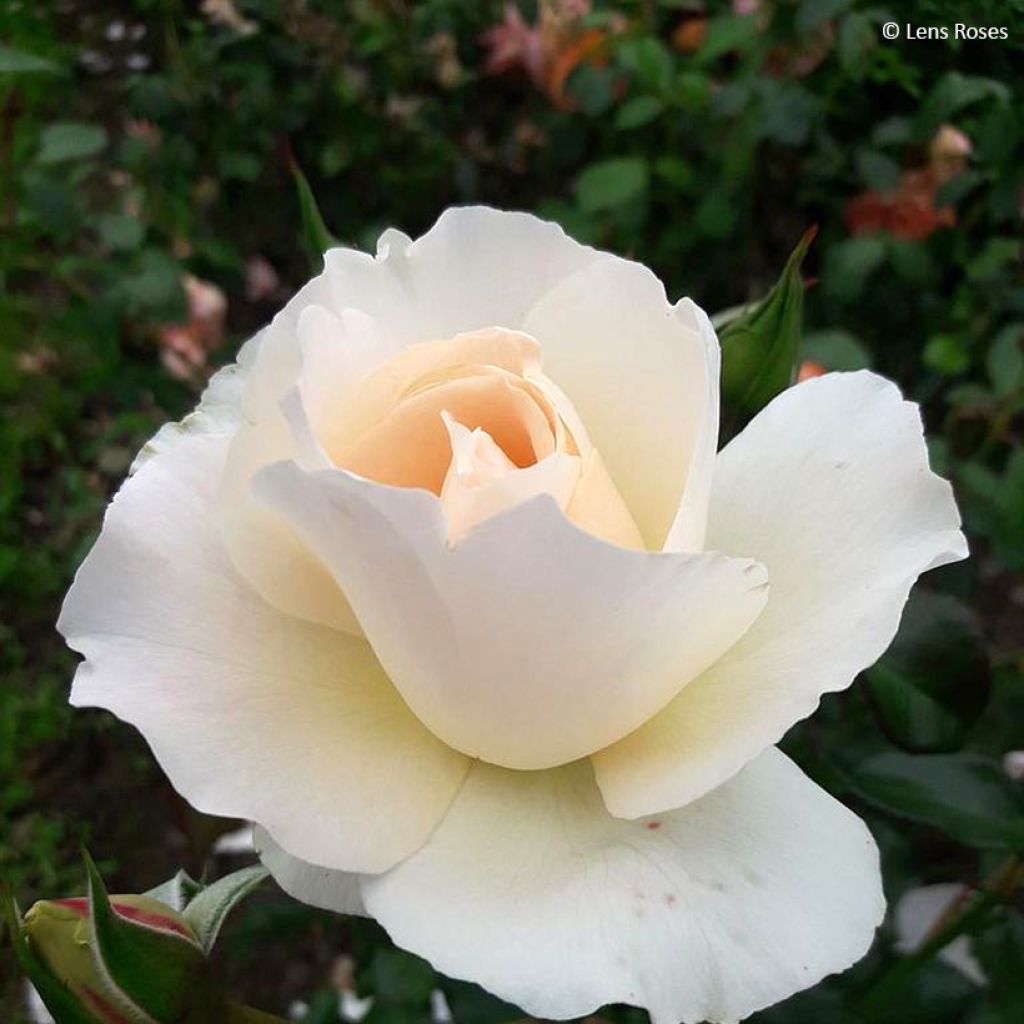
[522,258,710,549]
[439,415,581,544]
[662,299,721,553]
[255,827,368,918]
[593,372,968,819]
[323,207,600,345]
[359,749,884,1024]
[59,427,469,874]
[566,449,645,550]
[216,293,397,637]
[252,462,768,770]
[296,303,397,446]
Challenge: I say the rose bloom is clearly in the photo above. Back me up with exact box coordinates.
[61,208,966,1023]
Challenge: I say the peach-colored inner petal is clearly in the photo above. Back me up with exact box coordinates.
[567,450,645,549]
[316,328,544,462]
[315,325,644,548]
[339,373,556,493]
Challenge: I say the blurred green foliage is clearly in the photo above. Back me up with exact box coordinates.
[2,0,1024,1021]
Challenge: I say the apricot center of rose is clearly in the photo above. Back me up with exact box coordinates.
[340,366,562,494]
[323,328,644,549]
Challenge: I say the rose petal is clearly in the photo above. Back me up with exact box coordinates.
[216,292,387,635]
[253,462,768,770]
[662,299,721,553]
[256,826,368,918]
[440,415,581,544]
[59,423,469,874]
[323,208,600,345]
[353,749,884,1024]
[593,371,967,818]
[566,449,645,549]
[522,258,711,549]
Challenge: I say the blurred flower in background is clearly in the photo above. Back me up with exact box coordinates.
[156,274,227,383]
[845,124,972,241]
[481,1,617,109]
[201,0,257,36]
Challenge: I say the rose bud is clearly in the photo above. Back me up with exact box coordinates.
[21,891,203,1023]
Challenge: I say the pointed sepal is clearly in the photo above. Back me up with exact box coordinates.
[84,849,206,1023]
[182,864,269,955]
[143,870,203,915]
[285,140,338,268]
[719,226,816,415]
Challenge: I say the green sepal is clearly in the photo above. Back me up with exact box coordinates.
[286,141,338,269]
[84,850,206,1023]
[182,865,269,955]
[719,226,816,415]
[144,870,203,914]
[2,887,98,1024]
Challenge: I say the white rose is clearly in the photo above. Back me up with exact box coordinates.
[61,208,967,1023]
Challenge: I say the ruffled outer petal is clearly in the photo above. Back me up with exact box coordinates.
[335,749,881,1024]
[253,462,769,771]
[59,415,469,874]
[593,372,968,819]
[323,207,600,345]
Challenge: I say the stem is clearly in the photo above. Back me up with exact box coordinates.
[856,857,1021,1018]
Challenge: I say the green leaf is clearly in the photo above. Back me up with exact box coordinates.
[182,865,269,955]
[918,72,1011,133]
[85,850,205,1023]
[845,753,1024,851]
[575,157,649,213]
[108,250,185,318]
[822,235,887,303]
[371,947,436,1004]
[287,147,338,269]
[0,44,61,74]
[758,82,819,147]
[614,96,664,130]
[856,149,902,191]
[837,12,876,76]
[865,590,991,753]
[617,37,673,93]
[957,450,1024,571]
[440,978,521,1024]
[924,334,971,376]
[719,227,815,414]
[653,155,694,191]
[568,64,616,116]
[987,323,1024,396]
[801,328,873,370]
[974,911,1024,1022]
[1,888,97,1024]
[37,123,108,165]
[796,0,849,33]
[696,15,759,64]
[96,213,145,251]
